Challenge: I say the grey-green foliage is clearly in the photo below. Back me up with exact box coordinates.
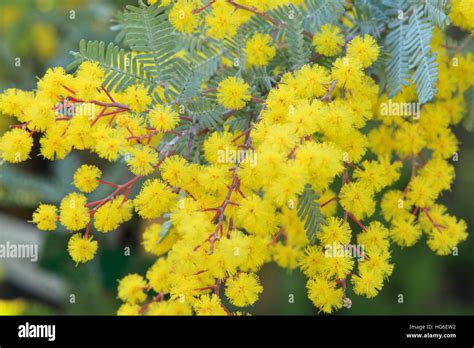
[297,184,325,244]
[67,40,158,95]
[67,0,347,127]
[119,2,180,99]
[0,154,127,210]
[405,6,438,104]
[0,154,77,208]
[243,0,345,70]
[63,0,457,233]
[187,97,225,130]
[346,0,388,38]
[422,0,450,29]
[285,11,312,70]
[249,66,276,93]
[385,1,411,96]
[300,0,345,32]
[0,165,64,208]
[382,0,449,103]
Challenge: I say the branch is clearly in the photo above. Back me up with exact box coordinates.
[227,0,285,28]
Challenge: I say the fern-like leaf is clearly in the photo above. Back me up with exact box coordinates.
[405,6,438,104]
[348,0,388,38]
[301,0,345,32]
[297,184,325,244]
[285,12,311,70]
[422,0,449,28]
[385,17,410,96]
[68,40,163,94]
[187,97,225,130]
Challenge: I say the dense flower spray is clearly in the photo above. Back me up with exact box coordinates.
[0,0,472,315]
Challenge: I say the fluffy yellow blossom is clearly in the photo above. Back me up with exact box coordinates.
[59,192,89,231]
[273,243,301,270]
[245,33,276,67]
[134,179,177,219]
[169,0,199,34]
[142,223,178,256]
[118,274,148,304]
[331,57,364,90]
[449,0,474,32]
[73,164,102,193]
[28,98,57,132]
[0,89,34,120]
[360,250,394,279]
[117,303,141,316]
[318,217,352,246]
[299,246,328,278]
[390,215,423,247]
[148,104,179,132]
[94,195,133,233]
[216,77,251,109]
[346,34,379,68]
[160,155,189,187]
[0,128,33,163]
[92,126,124,161]
[146,258,171,294]
[352,268,384,298]
[39,124,73,160]
[426,215,467,255]
[406,176,439,208]
[205,3,240,39]
[357,221,390,255]
[122,85,151,113]
[381,190,409,222]
[32,204,58,231]
[312,24,344,57]
[306,277,343,313]
[339,182,375,220]
[126,146,159,176]
[225,273,263,307]
[67,233,98,265]
[235,194,277,235]
[37,67,73,100]
[193,294,227,316]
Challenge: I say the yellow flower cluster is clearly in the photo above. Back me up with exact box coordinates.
[449,0,474,32]
[0,0,471,315]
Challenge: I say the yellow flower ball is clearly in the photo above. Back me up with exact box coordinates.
[67,233,98,265]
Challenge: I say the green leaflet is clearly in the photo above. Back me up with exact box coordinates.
[67,39,163,94]
[297,184,325,244]
[422,0,450,29]
[405,6,438,104]
[385,2,410,97]
[300,0,345,32]
[187,97,225,130]
[347,0,388,38]
[383,0,448,103]
[285,12,312,70]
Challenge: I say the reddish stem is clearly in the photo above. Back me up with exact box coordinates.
[423,208,446,232]
[99,180,119,188]
[101,85,115,102]
[347,212,367,232]
[192,0,215,14]
[320,196,337,208]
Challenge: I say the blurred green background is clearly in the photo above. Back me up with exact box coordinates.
[0,0,472,315]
